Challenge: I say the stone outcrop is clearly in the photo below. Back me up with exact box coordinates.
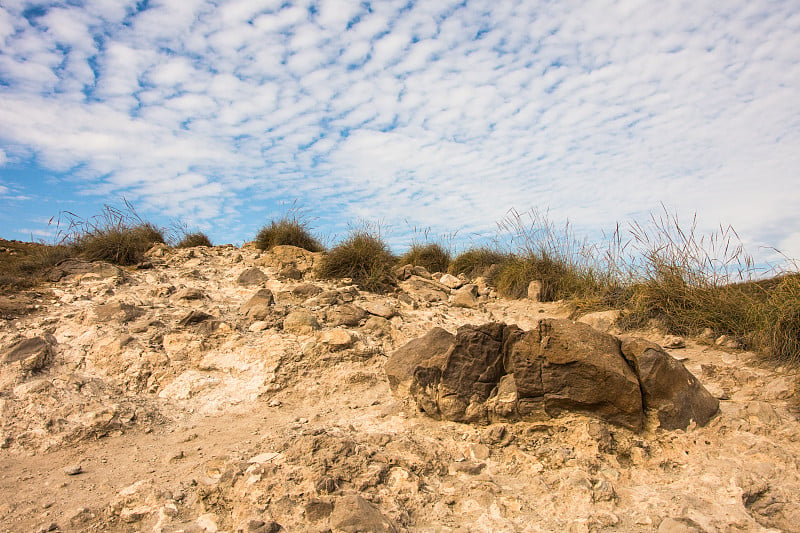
[1,335,55,372]
[388,319,719,431]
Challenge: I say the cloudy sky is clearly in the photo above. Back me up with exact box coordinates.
[1,0,798,261]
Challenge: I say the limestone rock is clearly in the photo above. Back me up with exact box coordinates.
[621,337,719,430]
[527,280,542,302]
[330,494,397,533]
[451,284,479,309]
[2,335,55,372]
[283,310,320,335]
[291,283,323,299]
[47,259,122,282]
[240,289,275,320]
[255,244,320,274]
[361,300,397,318]
[385,327,454,396]
[399,277,449,303]
[576,310,621,333]
[325,304,366,327]
[318,329,354,350]
[237,267,269,286]
[439,273,463,289]
[93,302,144,323]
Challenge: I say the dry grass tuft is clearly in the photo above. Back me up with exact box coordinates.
[176,232,213,248]
[255,214,323,252]
[317,227,396,293]
[398,242,451,274]
[448,247,512,281]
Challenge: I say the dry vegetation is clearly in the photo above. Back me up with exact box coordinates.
[2,202,799,362]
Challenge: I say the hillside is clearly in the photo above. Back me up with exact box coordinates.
[1,242,799,532]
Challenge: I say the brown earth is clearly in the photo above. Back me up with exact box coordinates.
[1,243,799,532]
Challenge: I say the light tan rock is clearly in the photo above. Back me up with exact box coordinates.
[283,310,320,335]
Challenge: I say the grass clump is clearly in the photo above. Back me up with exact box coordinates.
[255,215,323,252]
[449,247,512,280]
[317,227,396,293]
[64,203,166,266]
[398,242,451,274]
[176,232,213,248]
[0,240,72,290]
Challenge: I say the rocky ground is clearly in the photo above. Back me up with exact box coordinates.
[1,243,799,532]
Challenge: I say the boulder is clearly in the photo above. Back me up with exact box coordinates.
[240,289,275,320]
[620,337,719,430]
[527,280,543,302]
[292,283,323,299]
[237,267,269,286]
[390,318,721,431]
[398,277,449,303]
[317,329,353,350]
[385,327,454,396]
[576,310,621,333]
[1,335,55,372]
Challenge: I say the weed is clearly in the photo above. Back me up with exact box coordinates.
[177,232,213,248]
[255,213,323,252]
[449,247,512,281]
[317,226,396,293]
[398,242,451,274]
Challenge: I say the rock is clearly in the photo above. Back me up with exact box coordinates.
[305,499,334,521]
[196,513,220,532]
[576,310,621,333]
[398,277,449,303]
[240,289,275,320]
[120,505,151,523]
[63,464,83,475]
[93,302,144,323]
[452,284,479,309]
[237,267,269,286]
[325,304,366,327]
[657,517,704,533]
[239,518,282,533]
[363,316,391,336]
[329,494,397,533]
[527,280,542,301]
[178,310,216,326]
[385,327,454,396]
[278,264,303,280]
[283,310,320,335]
[291,283,323,299]
[620,337,719,430]
[440,273,463,289]
[174,287,205,300]
[2,336,55,372]
[663,335,686,349]
[361,301,397,318]
[401,319,650,430]
[318,329,354,350]
[255,244,320,274]
[48,259,122,282]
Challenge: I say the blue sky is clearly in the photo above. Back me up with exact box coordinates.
[1,0,799,262]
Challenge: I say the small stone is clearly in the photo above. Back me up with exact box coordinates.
[527,280,542,301]
[120,506,151,523]
[165,450,185,463]
[305,499,334,521]
[283,310,320,334]
[663,335,686,349]
[63,464,83,476]
[174,288,205,300]
[330,494,397,533]
[317,329,353,350]
[248,321,270,332]
[248,452,281,464]
[237,267,269,286]
[178,309,216,326]
[451,461,485,475]
[439,274,463,289]
[361,301,397,318]
[468,443,490,460]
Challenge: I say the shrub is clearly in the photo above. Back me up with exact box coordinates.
[63,202,166,266]
[177,232,213,248]
[448,247,512,280]
[0,240,72,290]
[255,216,323,252]
[317,229,395,293]
[398,242,451,274]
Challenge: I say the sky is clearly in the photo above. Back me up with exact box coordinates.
[0,0,799,264]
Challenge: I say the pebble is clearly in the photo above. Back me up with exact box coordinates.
[63,464,83,476]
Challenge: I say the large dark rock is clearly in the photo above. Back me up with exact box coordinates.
[388,318,716,432]
[621,337,719,430]
[240,288,275,320]
[237,267,269,286]
[385,327,454,397]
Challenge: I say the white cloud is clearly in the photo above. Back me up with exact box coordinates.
[0,0,798,261]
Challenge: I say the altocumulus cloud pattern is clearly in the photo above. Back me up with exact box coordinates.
[0,0,799,258]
